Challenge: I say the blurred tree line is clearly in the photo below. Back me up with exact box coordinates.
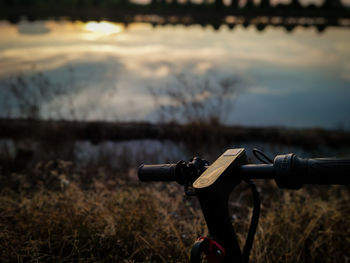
[0,0,130,8]
[0,0,348,32]
[0,0,346,9]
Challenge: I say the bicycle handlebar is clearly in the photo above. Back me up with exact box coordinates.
[138,154,350,189]
[274,154,350,188]
[138,163,178,182]
[137,149,350,263]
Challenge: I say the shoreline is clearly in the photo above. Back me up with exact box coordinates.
[1,118,349,148]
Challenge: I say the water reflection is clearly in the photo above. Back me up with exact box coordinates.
[85,21,124,35]
[2,137,349,170]
[0,19,349,129]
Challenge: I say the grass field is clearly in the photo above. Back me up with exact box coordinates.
[0,159,349,262]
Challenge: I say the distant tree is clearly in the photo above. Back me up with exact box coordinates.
[215,0,224,9]
[245,0,254,9]
[77,0,85,7]
[203,0,211,5]
[231,0,239,8]
[3,0,15,6]
[212,22,221,30]
[199,21,208,28]
[323,0,342,9]
[92,0,102,7]
[22,0,34,7]
[242,19,250,28]
[290,0,301,7]
[7,15,20,24]
[228,23,236,30]
[260,0,269,8]
[284,24,296,32]
[316,24,327,33]
[256,23,266,31]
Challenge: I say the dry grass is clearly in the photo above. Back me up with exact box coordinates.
[0,162,349,262]
[0,183,207,262]
[250,186,350,263]
[0,161,206,262]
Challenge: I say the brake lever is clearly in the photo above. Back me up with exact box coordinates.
[179,157,209,196]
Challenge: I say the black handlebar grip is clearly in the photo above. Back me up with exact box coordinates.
[274,154,350,188]
[138,164,178,182]
[295,157,350,185]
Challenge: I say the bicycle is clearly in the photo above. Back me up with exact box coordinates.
[138,148,350,263]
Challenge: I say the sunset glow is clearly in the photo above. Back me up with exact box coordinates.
[84,21,123,35]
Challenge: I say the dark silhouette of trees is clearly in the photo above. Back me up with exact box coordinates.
[245,0,254,9]
[231,0,239,9]
[260,0,269,9]
[0,0,348,33]
[0,0,347,9]
[22,0,34,7]
[285,24,296,32]
[228,23,236,30]
[256,23,266,31]
[290,0,301,8]
[171,0,178,7]
[323,0,342,9]
[215,0,224,9]
[316,24,326,33]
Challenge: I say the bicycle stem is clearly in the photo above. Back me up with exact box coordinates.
[191,149,249,262]
[196,177,243,262]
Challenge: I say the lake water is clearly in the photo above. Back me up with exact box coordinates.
[0,19,349,129]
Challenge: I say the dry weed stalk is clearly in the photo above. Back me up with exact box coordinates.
[149,74,240,125]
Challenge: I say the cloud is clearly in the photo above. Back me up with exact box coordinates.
[248,85,288,95]
[194,62,213,75]
[17,21,51,35]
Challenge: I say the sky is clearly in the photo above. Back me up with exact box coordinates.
[0,18,349,129]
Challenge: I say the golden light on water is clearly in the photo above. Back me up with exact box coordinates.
[84,21,123,35]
